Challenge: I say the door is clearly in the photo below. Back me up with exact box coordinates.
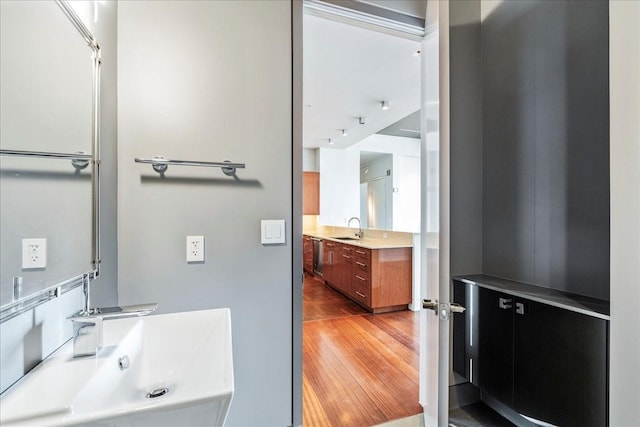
[368,176,387,229]
[420,0,452,425]
[477,288,514,406]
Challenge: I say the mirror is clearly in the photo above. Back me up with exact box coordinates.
[0,1,98,309]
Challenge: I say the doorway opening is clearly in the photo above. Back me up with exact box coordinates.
[301,3,423,425]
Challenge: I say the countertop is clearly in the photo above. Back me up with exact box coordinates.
[454,274,610,320]
[303,232,413,250]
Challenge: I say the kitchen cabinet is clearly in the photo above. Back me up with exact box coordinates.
[324,242,412,313]
[472,284,608,427]
[303,172,319,215]
[303,236,314,274]
[322,241,337,285]
[333,243,353,295]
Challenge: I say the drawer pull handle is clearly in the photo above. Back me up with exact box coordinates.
[343,247,352,251]
[343,255,352,259]
[355,291,366,298]
[356,250,366,255]
[498,298,513,309]
[356,275,366,281]
[515,302,525,315]
[356,261,366,267]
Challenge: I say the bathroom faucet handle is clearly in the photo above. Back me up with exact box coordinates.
[69,315,103,357]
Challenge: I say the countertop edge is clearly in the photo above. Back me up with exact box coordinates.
[454,274,610,320]
[303,233,413,250]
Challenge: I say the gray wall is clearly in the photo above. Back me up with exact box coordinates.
[481,0,609,300]
[116,2,294,425]
[0,0,118,394]
[450,0,483,277]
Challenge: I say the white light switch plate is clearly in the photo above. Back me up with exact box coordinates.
[261,220,285,244]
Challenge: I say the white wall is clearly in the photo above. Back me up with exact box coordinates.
[303,147,318,171]
[117,2,293,426]
[318,147,360,226]
[610,1,640,425]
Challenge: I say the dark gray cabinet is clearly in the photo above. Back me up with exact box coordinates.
[476,286,608,427]
[477,287,514,407]
[513,298,608,427]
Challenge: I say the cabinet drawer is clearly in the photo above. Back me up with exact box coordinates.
[353,259,370,274]
[353,247,370,259]
[353,273,370,289]
[351,278,370,306]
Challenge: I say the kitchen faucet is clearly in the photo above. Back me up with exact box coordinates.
[347,217,363,239]
[69,274,157,357]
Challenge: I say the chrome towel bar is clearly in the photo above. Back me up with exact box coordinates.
[0,149,91,170]
[134,156,245,176]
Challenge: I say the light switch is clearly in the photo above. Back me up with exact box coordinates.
[261,220,285,244]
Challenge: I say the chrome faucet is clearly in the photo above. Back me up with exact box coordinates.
[69,274,158,357]
[347,217,363,239]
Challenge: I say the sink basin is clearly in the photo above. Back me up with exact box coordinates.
[334,236,359,241]
[0,308,234,426]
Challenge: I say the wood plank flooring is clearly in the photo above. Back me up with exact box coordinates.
[303,275,422,427]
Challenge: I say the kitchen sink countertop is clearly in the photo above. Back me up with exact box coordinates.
[304,232,413,250]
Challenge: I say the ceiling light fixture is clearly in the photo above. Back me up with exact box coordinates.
[359,117,366,125]
[328,138,334,145]
[342,129,348,136]
[381,101,389,110]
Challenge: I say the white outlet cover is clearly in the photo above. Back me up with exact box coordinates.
[186,235,205,263]
[22,238,47,269]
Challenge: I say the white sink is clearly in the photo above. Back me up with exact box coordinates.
[0,308,234,426]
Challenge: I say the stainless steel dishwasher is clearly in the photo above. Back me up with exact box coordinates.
[311,237,323,276]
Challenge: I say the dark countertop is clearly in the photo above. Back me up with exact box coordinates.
[453,274,610,320]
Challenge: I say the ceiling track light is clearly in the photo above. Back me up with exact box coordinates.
[359,117,366,125]
[342,129,348,137]
[328,138,334,145]
[381,100,389,110]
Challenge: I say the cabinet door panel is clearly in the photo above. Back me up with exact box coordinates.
[478,287,514,406]
[513,300,607,427]
[323,242,336,284]
[303,172,319,215]
[303,237,313,273]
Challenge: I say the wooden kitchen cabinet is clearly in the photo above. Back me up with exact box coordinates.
[324,242,412,313]
[303,172,319,215]
[303,235,313,274]
[333,244,353,296]
[322,241,338,285]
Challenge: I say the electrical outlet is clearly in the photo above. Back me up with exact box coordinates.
[22,238,47,269]
[186,236,204,263]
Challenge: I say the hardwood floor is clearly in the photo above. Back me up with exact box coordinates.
[303,275,422,427]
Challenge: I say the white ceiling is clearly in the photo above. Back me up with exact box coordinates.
[302,12,421,149]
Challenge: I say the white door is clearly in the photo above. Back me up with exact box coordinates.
[368,176,387,229]
[419,0,458,425]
